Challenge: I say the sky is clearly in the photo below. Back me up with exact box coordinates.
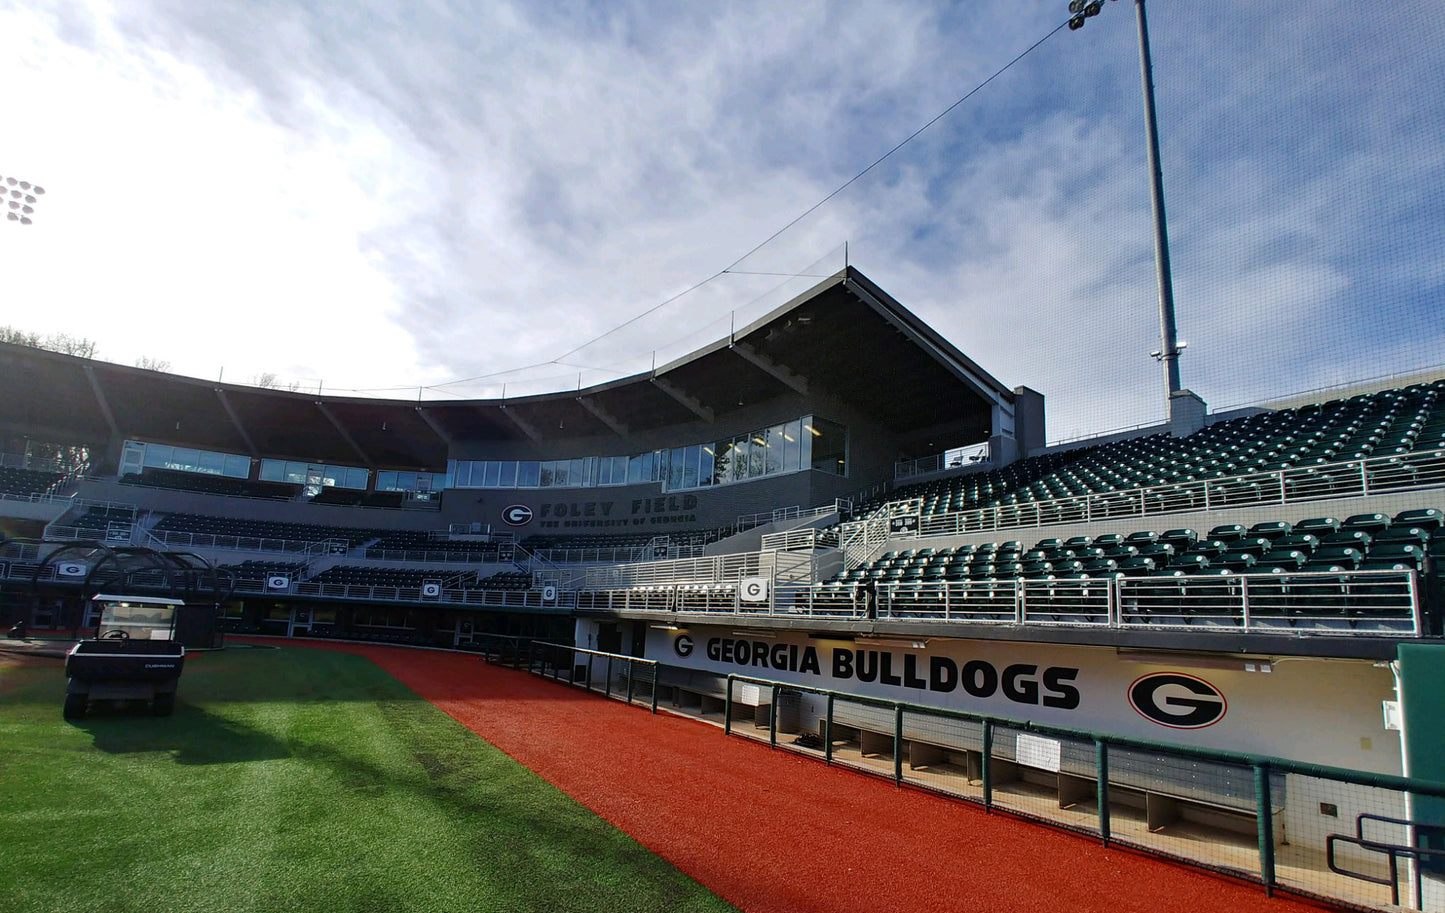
[2,0,1443,444]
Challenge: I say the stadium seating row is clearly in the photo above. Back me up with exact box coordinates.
[832,508,1443,586]
[121,467,303,500]
[0,465,66,499]
[875,380,1445,518]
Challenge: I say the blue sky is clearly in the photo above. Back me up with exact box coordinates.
[2,0,1442,443]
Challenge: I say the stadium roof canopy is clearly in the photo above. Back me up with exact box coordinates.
[0,267,1016,470]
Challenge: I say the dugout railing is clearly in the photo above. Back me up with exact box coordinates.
[489,638,1445,911]
[718,671,1445,912]
[472,633,659,713]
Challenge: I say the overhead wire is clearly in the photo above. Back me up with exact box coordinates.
[408,16,1070,396]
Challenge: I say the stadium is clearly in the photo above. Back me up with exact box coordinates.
[4,2,1445,912]
[2,260,1443,910]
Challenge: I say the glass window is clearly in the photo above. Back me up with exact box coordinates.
[539,461,555,487]
[498,461,517,487]
[698,444,714,487]
[731,438,749,483]
[224,453,251,478]
[259,459,284,482]
[749,432,767,478]
[711,441,732,485]
[765,425,784,475]
[569,458,585,487]
[518,461,540,487]
[171,448,199,472]
[482,462,501,487]
[781,419,801,472]
[807,416,847,476]
[629,451,653,485]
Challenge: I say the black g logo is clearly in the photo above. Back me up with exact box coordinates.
[674,635,693,657]
[501,505,533,526]
[1128,672,1227,729]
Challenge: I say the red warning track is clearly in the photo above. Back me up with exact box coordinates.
[277,641,1338,913]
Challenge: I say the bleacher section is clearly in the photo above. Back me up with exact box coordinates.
[521,528,731,559]
[830,508,1442,589]
[878,380,1445,518]
[61,505,137,539]
[222,559,307,584]
[364,531,502,562]
[309,487,410,509]
[0,465,66,499]
[311,565,465,589]
[152,513,382,550]
[122,467,303,500]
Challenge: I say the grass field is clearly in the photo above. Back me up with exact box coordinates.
[0,644,737,913]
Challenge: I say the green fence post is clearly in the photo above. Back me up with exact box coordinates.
[584,652,593,692]
[1254,762,1276,896]
[825,694,835,766]
[769,683,779,748]
[724,677,734,736]
[1096,738,1111,846]
[982,719,994,813]
[649,664,658,714]
[894,704,905,786]
[625,658,634,705]
[605,655,613,700]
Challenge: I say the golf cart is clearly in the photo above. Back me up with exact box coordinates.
[63,595,187,719]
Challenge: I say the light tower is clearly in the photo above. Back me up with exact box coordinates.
[1068,0,1200,433]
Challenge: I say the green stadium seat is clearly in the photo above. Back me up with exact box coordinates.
[1394,508,1443,530]
[1295,517,1341,537]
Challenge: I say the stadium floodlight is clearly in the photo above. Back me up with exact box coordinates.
[1,173,46,226]
[1067,0,1186,408]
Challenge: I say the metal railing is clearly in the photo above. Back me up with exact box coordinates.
[1328,813,1445,908]
[531,544,708,564]
[716,671,1445,910]
[143,529,346,558]
[278,579,574,609]
[361,546,501,563]
[582,551,774,590]
[735,499,847,532]
[860,447,1445,546]
[488,642,1445,911]
[472,634,659,712]
[574,569,1424,637]
[894,444,990,480]
[760,528,839,551]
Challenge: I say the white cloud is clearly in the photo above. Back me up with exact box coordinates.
[2,0,1442,446]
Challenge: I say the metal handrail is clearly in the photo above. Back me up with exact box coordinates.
[862,447,1445,544]
[573,568,1423,637]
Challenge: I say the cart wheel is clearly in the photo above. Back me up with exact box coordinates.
[63,693,88,720]
[152,694,175,717]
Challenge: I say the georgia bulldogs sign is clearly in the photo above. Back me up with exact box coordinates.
[1128,672,1228,729]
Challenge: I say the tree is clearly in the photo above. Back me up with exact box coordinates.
[0,326,98,358]
[41,333,98,358]
[135,356,172,372]
[0,326,42,348]
[254,372,278,388]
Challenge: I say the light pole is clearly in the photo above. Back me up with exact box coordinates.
[1068,0,1184,405]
